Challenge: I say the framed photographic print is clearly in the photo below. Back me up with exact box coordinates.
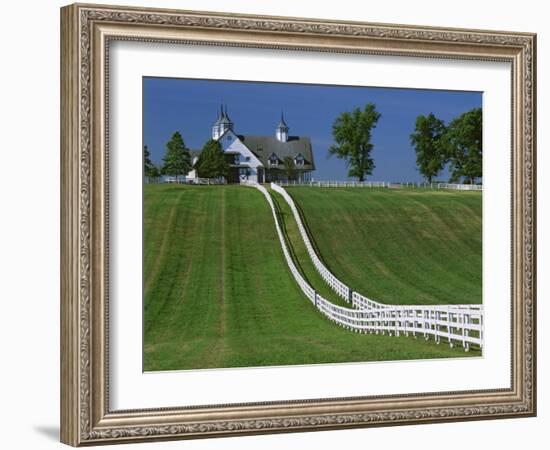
[60,3,537,446]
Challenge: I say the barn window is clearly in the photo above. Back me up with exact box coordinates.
[295,154,305,166]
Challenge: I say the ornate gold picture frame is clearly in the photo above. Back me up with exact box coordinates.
[60,3,536,446]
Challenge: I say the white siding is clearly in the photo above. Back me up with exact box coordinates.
[219,130,264,183]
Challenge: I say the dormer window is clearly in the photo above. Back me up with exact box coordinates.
[269,153,279,166]
[295,154,305,166]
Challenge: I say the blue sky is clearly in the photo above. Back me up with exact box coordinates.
[143,77,481,182]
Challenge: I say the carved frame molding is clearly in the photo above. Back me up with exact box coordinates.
[60,3,536,446]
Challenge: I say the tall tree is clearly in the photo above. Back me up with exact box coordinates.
[442,108,482,184]
[283,155,297,181]
[143,145,160,178]
[328,103,381,181]
[195,139,228,179]
[161,132,192,182]
[410,113,446,183]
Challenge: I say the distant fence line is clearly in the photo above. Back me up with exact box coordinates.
[145,176,226,185]
[429,183,482,191]
[258,181,483,350]
[145,177,482,191]
[278,180,390,188]
[276,180,482,191]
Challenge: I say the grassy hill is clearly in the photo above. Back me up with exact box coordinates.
[287,187,482,306]
[269,189,350,308]
[143,184,475,371]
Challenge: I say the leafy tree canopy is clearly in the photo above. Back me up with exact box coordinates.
[410,113,446,183]
[161,132,192,181]
[144,145,160,178]
[195,139,228,179]
[328,103,381,181]
[442,107,482,184]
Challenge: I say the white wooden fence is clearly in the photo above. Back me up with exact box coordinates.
[278,180,390,188]
[144,176,227,184]
[190,177,227,185]
[265,182,483,350]
[429,183,482,191]
[276,180,482,191]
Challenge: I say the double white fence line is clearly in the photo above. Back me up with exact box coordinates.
[243,180,483,350]
[270,182,483,350]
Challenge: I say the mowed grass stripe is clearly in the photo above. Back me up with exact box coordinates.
[142,187,179,292]
[144,185,225,369]
[288,188,482,306]
[143,185,479,371]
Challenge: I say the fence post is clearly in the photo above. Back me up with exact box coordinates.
[394,308,401,337]
[435,309,441,344]
[461,311,466,350]
[464,313,470,352]
[426,309,431,340]
[448,305,454,348]
[479,311,483,350]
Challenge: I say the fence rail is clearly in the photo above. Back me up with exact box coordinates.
[277,180,390,188]
[276,180,482,191]
[429,182,482,191]
[265,182,483,350]
[144,176,227,184]
[189,177,227,185]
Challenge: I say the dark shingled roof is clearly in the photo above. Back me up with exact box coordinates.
[238,135,315,170]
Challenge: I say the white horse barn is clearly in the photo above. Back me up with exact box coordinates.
[187,106,315,184]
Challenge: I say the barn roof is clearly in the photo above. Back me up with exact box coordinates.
[238,135,315,170]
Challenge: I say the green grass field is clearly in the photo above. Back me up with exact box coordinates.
[287,187,482,306]
[269,189,350,308]
[143,184,477,371]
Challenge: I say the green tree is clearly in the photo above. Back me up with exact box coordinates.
[328,103,381,181]
[410,113,446,183]
[161,132,192,182]
[195,139,228,179]
[143,145,160,178]
[283,155,297,181]
[441,108,482,184]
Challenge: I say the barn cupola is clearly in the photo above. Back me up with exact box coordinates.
[212,104,234,139]
[212,105,223,139]
[275,111,289,142]
[219,105,234,136]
